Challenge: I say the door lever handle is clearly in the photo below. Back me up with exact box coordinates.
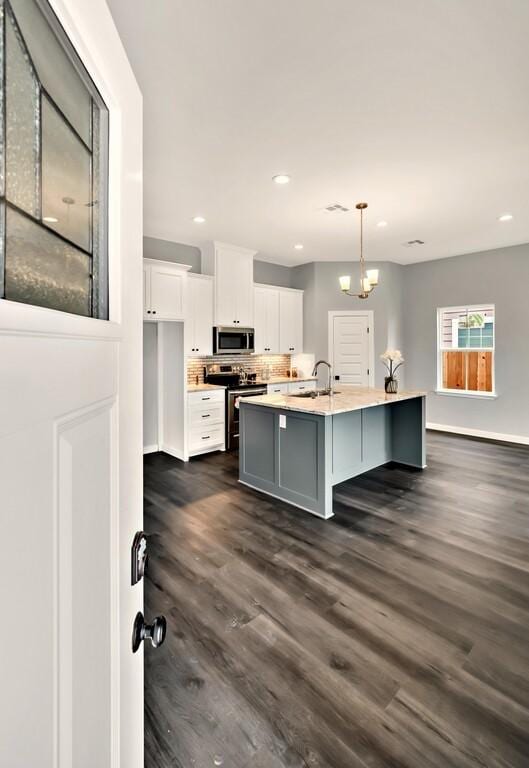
[132,612,167,653]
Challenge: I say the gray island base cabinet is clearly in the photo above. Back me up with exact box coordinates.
[239,394,426,519]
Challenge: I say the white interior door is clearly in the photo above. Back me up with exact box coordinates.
[0,2,143,767]
[331,313,372,386]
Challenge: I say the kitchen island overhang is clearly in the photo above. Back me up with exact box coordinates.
[238,387,427,519]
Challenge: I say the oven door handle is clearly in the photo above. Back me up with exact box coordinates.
[230,390,267,396]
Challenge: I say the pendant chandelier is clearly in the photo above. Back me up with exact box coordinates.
[339,202,379,299]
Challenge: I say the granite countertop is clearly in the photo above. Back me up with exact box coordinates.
[239,386,427,416]
[187,383,227,393]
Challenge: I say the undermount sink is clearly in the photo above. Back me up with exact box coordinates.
[290,389,341,398]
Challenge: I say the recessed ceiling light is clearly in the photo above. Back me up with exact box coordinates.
[377,220,388,228]
[272,174,290,185]
[498,213,513,222]
[43,216,59,223]
[192,215,206,223]
[294,243,303,250]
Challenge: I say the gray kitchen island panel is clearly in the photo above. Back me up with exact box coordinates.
[239,405,277,490]
[239,403,332,517]
[239,395,426,519]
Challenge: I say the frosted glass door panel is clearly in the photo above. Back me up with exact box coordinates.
[5,8,39,216]
[5,205,91,315]
[9,0,91,145]
[42,96,91,251]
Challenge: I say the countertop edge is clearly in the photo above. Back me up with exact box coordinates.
[239,390,427,416]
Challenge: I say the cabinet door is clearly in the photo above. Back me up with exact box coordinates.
[192,277,213,355]
[150,264,186,320]
[254,287,268,353]
[235,254,254,326]
[279,290,303,353]
[143,262,151,319]
[215,248,240,326]
[266,289,280,353]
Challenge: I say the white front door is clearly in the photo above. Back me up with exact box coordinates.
[0,2,143,767]
[330,312,372,386]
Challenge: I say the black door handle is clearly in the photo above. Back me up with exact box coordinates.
[132,612,167,653]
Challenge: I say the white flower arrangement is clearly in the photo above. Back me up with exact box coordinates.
[380,349,404,378]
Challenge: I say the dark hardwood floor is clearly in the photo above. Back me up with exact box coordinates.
[144,431,529,768]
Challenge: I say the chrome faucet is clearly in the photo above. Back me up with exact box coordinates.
[312,359,333,394]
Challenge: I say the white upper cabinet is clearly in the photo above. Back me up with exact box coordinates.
[279,288,303,354]
[254,285,280,353]
[144,258,191,321]
[186,274,214,355]
[202,242,256,327]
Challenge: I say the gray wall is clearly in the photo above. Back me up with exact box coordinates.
[253,260,292,288]
[404,243,529,438]
[292,261,406,389]
[144,236,201,273]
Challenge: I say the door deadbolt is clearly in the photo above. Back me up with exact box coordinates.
[131,531,148,586]
[132,612,167,653]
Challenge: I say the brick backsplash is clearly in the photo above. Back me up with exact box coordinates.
[187,354,292,384]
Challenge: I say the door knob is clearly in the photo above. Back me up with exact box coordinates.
[132,611,167,653]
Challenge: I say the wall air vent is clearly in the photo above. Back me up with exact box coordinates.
[324,203,350,213]
[403,239,425,246]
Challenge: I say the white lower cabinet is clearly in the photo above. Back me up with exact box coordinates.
[188,389,226,456]
[266,380,316,395]
[267,382,289,395]
[288,380,316,394]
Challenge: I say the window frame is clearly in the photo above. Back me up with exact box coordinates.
[436,304,497,398]
[0,0,109,319]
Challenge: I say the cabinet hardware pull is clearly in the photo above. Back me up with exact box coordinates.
[202,397,210,401]
[202,414,210,418]
[202,436,210,440]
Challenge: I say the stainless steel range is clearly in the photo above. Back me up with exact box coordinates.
[204,364,267,450]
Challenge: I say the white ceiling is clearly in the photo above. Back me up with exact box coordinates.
[107,0,529,266]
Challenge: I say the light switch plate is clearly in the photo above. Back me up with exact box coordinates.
[279,414,286,429]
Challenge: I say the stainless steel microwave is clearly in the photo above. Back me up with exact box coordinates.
[213,326,255,355]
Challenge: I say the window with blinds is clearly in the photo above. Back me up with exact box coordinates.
[437,306,495,395]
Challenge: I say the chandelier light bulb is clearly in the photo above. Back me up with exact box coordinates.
[339,275,351,292]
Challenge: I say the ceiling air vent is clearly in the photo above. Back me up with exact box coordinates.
[403,239,425,247]
[324,203,350,213]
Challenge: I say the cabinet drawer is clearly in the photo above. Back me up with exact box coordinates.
[267,383,289,394]
[288,380,316,394]
[189,424,224,452]
[189,402,224,427]
[188,388,225,405]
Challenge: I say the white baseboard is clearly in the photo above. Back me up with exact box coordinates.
[143,444,159,454]
[427,422,529,446]
[160,443,187,461]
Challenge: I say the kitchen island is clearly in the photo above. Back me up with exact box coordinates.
[239,386,427,519]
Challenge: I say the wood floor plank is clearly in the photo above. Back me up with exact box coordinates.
[144,432,529,767]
